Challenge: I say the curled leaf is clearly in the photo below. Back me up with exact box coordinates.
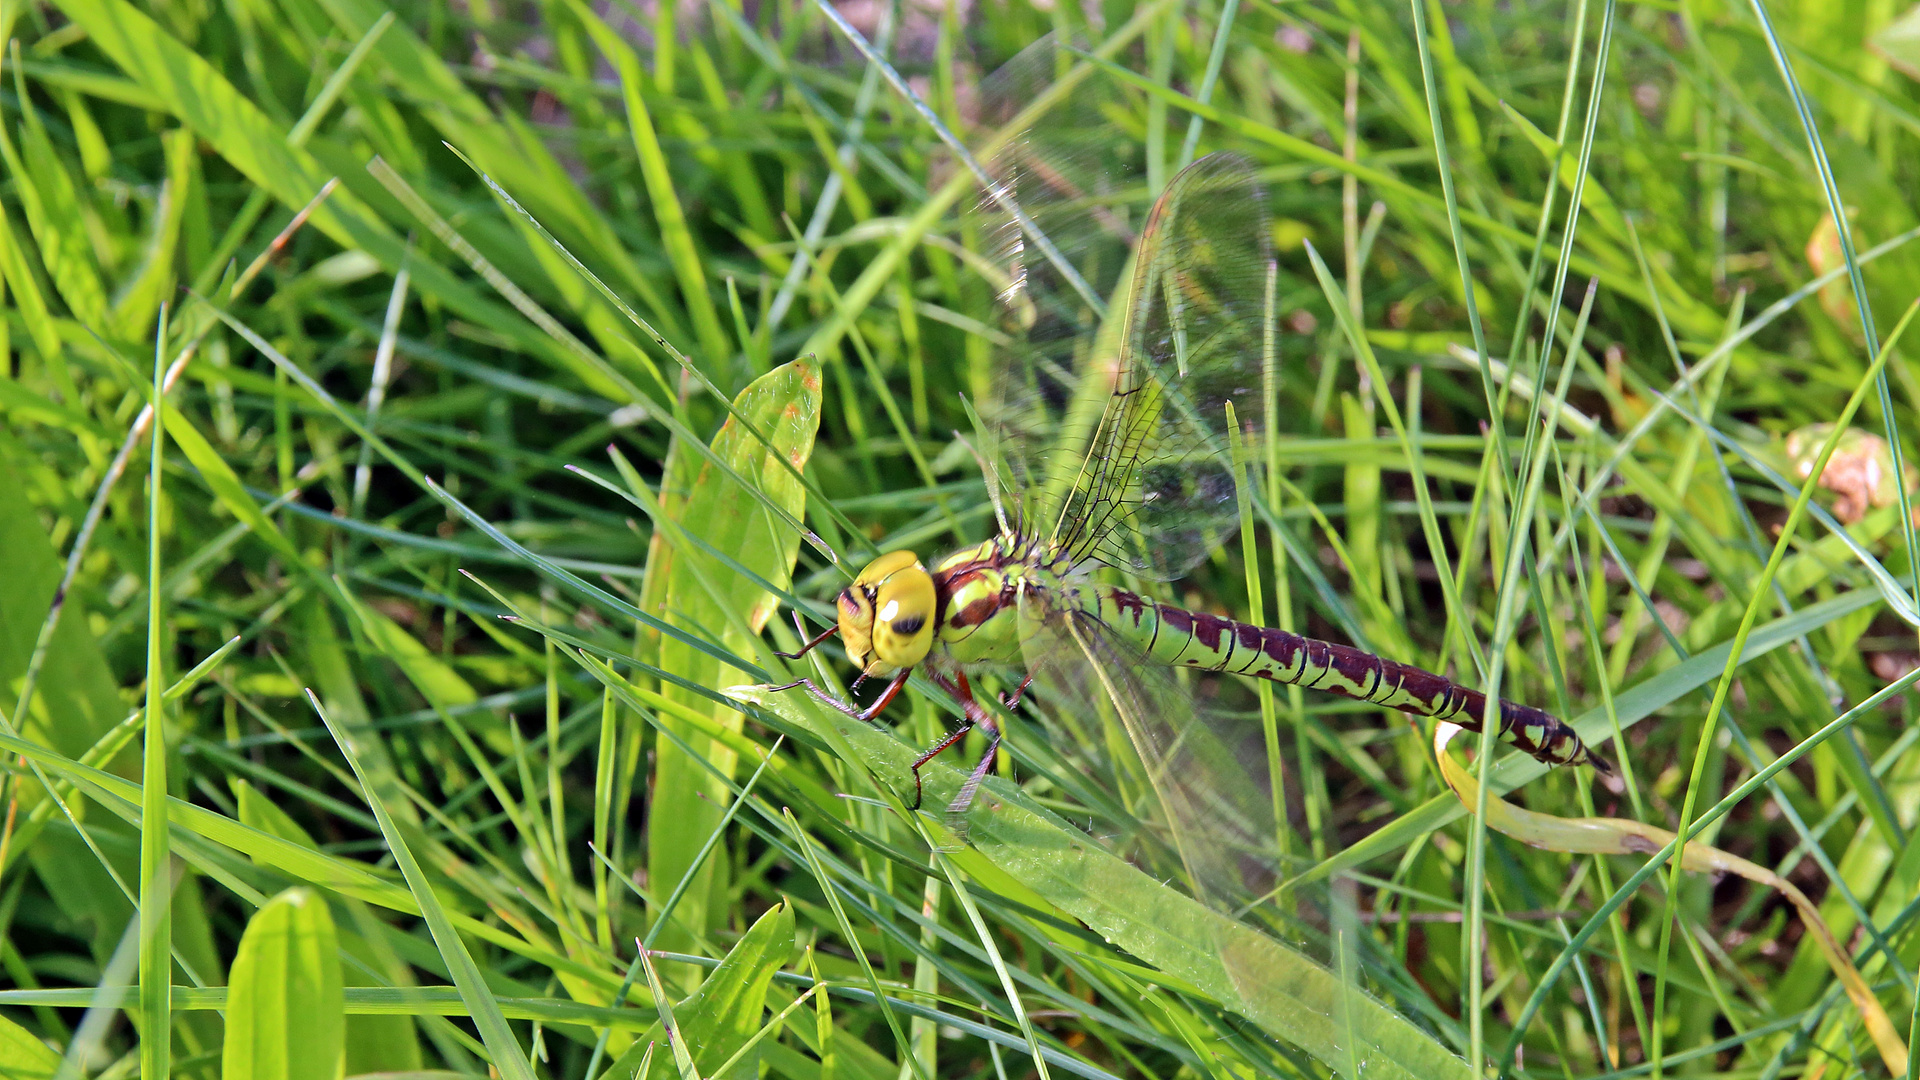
[1434,724,1906,1075]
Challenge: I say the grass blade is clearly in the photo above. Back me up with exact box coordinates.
[307,691,537,1080]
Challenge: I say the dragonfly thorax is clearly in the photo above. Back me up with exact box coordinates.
[929,539,1031,667]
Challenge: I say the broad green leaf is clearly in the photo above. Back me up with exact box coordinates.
[223,887,345,1080]
[0,197,60,362]
[0,1012,60,1079]
[0,445,181,996]
[665,899,794,1079]
[0,449,128,763]
[600,901,796,1080]
[0,93,109,329]
[641,357,821,946]
[732,685,1472,1080]
[237,782,426,1074]
[0,417,234,1044]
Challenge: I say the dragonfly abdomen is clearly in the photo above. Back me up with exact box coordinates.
[1090,587,1612,776]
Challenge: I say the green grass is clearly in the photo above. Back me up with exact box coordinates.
[0,0,1918,1077]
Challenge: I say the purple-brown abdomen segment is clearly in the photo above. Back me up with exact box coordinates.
[1090,587,1613,775]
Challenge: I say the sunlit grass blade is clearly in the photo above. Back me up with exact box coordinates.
[308,690,537,1080]
[737,685,1473,1080]
[137,310,172,1080]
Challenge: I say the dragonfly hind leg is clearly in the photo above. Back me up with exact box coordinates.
[999,673,1035,710]
[907,723,973,812]
[921,671,1003,816]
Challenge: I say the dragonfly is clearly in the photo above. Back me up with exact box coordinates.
[773,60,1610,822]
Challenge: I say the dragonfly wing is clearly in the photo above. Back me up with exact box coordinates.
[971,36,1150,544]
[1011,586,1280,915]
[1056,153,1275,579]
[1010,587,1385,1068]
[970,52,1274,579]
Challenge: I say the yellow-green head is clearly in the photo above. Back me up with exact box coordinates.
[837,550,936,677]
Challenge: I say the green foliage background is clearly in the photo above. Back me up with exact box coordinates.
[0,0,1917,1077]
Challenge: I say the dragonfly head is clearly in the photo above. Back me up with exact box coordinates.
[838,550,936,676]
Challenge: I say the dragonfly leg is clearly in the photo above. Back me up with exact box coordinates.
[858,670,910,721]
[922,670,1003,815]
[949,726,1002,816]
[907,723,973,811]
[999,673,1035,710]
[774,616,839,660]
[768,668,910,725]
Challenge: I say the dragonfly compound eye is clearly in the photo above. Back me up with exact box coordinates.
[835,586,877,671]
[843,550,936,675]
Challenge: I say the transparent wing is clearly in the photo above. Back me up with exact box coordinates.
[1010,587,1401,1073]
[1012,586,1281,913]
[971,36,1145,542]
[970,49,1274,578]
[1054,153,1274,578]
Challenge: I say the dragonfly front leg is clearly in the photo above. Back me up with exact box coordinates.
[772,614,839,659]
[769,668,910,725]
